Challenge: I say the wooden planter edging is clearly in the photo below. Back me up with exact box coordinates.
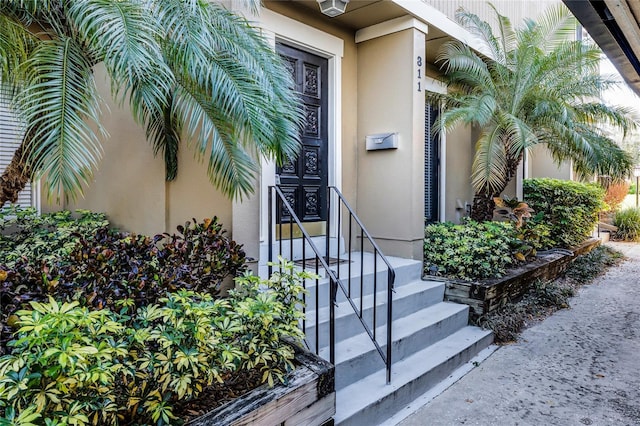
[187,347,335,426]
[440,238,601,319]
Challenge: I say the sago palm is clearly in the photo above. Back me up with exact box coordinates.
[431,4,635,220]
[0,0,302,205]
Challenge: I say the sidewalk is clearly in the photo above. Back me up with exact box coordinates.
[396,242,640,426]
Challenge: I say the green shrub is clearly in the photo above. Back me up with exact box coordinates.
[0,210,246,355]
[524,178,605,248]
[613,207,640,241]
[0,261,309,425]
[0,207,109,267]
[424,220,517,281]
[157,217,247,296]
[629,182,637,195]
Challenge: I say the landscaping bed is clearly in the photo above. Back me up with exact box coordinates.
[186,347,335,426]
[442,238,601,318]
[0,208,332,425]
[473,244,624,343]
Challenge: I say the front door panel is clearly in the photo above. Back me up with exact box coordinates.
[276,43,328,229]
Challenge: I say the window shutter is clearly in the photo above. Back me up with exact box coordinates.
[0,97,33,208]
[424,104,439,223]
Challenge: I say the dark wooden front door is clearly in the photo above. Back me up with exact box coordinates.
[276,43,329,227]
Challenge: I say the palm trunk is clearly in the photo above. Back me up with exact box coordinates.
[470,154,523,222]
[470,192,498,221]
[0,142,32,207]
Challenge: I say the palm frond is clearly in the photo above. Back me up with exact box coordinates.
[0,13,36,96]
[436,2,637,198]
[17,37,104,201]
[173,81,258,199]
[455,7,504,64]
[488,3,516,61]
[66,0,174,118]
[532,3,576,52]
[472,125,509,194]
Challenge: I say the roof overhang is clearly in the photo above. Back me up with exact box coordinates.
[563,0,640,96]
[268,0,487,64]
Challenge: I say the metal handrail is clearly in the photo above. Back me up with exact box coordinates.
[327,186,395,384]
[268,185,395,384]
[268,186,338,366]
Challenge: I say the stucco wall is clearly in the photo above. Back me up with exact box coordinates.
[356,28,426,259]
[43,64,233,237]
[529,144,573,180]
[443,125,475,222]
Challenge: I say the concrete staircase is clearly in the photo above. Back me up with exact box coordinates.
[303,253,493,426]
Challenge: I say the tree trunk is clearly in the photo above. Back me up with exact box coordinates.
[470,192,497,222]
[0,142,32,207]
[470,154,523,222]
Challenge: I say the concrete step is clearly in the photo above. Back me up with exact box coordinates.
[334,326,494,426]
[322,302,471,390]
[304,280,445,350]
[301,253,423,308]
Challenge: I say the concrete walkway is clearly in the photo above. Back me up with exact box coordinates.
[397,242,640,426]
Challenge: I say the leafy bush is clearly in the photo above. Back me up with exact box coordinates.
[0,261,310,425]
[424,220,517,281]
[613,207,640,241]
[0,209,246,355]
[0,207,109,267]
[524,178,605,248]
[629,182,637,194]
[518,219,554,252]
[474,245,623,343]
[157,217,247,295]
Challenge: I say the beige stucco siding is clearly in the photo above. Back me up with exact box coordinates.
[529,144,573,180]
[357,28,426,258]
[43,64,233,237]
[443,125,475,222]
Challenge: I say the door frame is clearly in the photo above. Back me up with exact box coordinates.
[257,9,344,245]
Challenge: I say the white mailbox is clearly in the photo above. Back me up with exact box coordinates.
[365,132,398,151]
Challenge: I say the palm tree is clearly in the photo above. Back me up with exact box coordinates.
[431,4,636,221]
[0,0,302,205]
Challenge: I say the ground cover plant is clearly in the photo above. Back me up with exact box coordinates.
[474,245,624,343]
[0,209,247,353]
[0,208,310,425]
[613,207,640,241]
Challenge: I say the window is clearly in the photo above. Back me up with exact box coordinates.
[0,96,35,208]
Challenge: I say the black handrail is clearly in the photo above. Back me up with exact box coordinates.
[327,186,395,384]
[269,186,337,366]
[268,185,395,384]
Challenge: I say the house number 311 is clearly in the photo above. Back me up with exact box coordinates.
[417,56,423,92]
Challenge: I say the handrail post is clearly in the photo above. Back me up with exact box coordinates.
[326,187,331,264]
[386,269,393,384]
[330,277,336,366]
[268,186,273,276]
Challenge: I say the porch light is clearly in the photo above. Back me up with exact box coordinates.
[317,0,349,17]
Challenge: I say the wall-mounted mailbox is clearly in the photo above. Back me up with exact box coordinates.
[365,132,398,151]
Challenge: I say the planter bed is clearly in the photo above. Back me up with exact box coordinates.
[438,238,601,319]
[187,347,335,426]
